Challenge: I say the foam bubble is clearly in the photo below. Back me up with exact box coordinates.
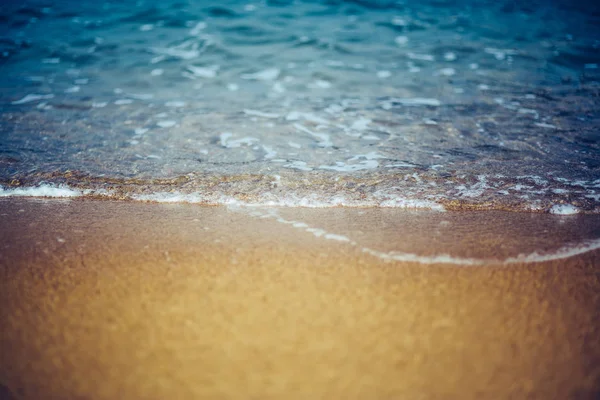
[549,204,579,215]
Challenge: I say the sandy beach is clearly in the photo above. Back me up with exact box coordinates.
[0,198,599,399]
[2,0,600,398]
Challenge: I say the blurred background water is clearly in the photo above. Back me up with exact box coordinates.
[0,0,599,211]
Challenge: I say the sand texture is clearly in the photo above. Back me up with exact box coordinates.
[1,198,599,399]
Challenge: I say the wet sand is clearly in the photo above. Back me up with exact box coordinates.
[0,198,599,399]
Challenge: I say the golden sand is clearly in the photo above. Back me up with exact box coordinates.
[0,198,599,399]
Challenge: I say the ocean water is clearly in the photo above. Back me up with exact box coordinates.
[1,0,599,212]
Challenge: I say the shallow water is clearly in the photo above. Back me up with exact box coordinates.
[1,0,599,211]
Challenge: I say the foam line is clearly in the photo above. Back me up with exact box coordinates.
[0,184,82,197]
[1,186,599,263]
[233,207,600,266]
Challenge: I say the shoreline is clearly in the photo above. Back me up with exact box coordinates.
[1,198,599,399]
[2,169,600,214]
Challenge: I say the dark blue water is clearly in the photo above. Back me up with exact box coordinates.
[0,0,599,212]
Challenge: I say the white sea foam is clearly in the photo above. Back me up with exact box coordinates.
[262,145,277,159]
[504,239,600,264]
[319,160,379,172]
[166,101,186,108]
[312,80,332,89]
[436,68,456,76]
[407,53,435,61]
[393,98,441,107]
[518,108,539,119]
[241,68,280,81]
[484,47,519,60]
[156,120,177,128]
[549,204,579,215]
[283,161,313,171]
[65,85,80,93]
[394,36,409,46]
[220,132,259,148]
[351,118,371,131]
[455,175,489,198]
[534,122,556,129]
[293,124,333,147]
[243,109,280,119]
[189,21,207,36]
[407,62,421,73]
[324,233,351,242]
[150,47,200,60]
[128,93,154,100]
[0,184,81,197]
[115,99,133,105]
[11,94,55,105]
[286,111,329,125]
[186,65,219,78]
[372,190,445,210]
[444,52,457,61]
[232,207,600,266]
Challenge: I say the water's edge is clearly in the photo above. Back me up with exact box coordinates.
[1,173,598,215]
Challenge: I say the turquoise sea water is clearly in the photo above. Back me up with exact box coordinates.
[1,0,599,211]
